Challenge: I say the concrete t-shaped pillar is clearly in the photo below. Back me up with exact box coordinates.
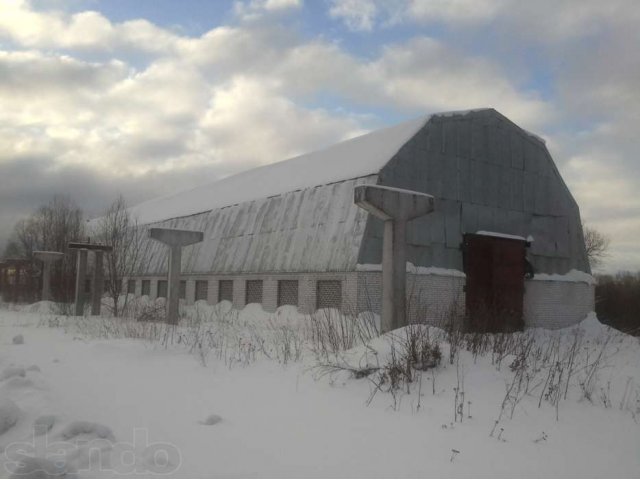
[354,185,435,333]
[91,250,104,316]
[148,228,204,325]
[68,242,113,316]
[33,251,64,302]
[74,249,88,316]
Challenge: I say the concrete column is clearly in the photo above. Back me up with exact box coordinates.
[167,245,181,323]
[355,185,434,332]
[91,250,104,315]
[207,278,218,305]
[148,228,203,325]
[384,217,407,332]
[233,279,245,310]
[74,249,88,316]
[185,279,196,304]
[33,251,64,302]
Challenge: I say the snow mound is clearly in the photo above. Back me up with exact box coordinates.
[570,312,620,339]
[337,323,443,372]
[199,414,223,426]
[12,334,24,345]
[20,301,58,314]
[4,376,35,389]
[356,262,466,277]
[0,398,21,435]
[237,303,272,327]
[34,415,56,435]
[9,455,76,479]
[60,421,115,443]
[1,366,26,381]
[532,269,596,285]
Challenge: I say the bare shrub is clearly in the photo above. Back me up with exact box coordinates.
[267,320,304,365]
[308,308,378,362]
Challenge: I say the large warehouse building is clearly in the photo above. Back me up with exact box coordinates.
[126,108,594,330]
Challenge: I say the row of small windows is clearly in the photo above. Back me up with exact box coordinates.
[126,278,342,310]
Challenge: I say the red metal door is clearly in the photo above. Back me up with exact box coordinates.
[463,233,525,332]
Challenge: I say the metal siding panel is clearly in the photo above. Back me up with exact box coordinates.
[509,168,524,211]
[429,202,446,244]
[523,171,536,212]
[486,122,501,164]
[510,132,524,170]
[555,216,570,257]
[457,119,472,159]
[499,123,511,168]
[427,153,445,198]
[443,154,458,200]
[470,120,486,161]
[524,140,539,173]
[470,159,484,205]
[444,200,462,248]
[498,166,511,209]
[530,216,555,257]
[487,163,500,208]
[427,119,443,153]
[534,174,550,215]
[457,156,471,203]
[477,205,495,232]
[443,120,456,155]
[408,216,430,246]
[461,203,479,235]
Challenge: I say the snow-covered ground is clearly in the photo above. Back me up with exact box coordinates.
[0,303,638,478]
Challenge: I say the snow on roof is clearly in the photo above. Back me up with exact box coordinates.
[365,184,435,198]
[356,262,465,277]
[476,231,528,241]
[130,115,431,225]
[531,269,596,285]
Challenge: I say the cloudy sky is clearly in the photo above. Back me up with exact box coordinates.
[0,0,638,272]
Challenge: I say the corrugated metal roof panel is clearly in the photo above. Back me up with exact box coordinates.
[135,176,377,275]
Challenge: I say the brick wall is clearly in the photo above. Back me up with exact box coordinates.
[524,279,595,329]
[356,271,466,325]
[125,272,360,315]
[124,272,593,330]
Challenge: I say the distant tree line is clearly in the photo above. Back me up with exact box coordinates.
[595,272,640,336]
[2,194,142,315]
[3,195,84,303]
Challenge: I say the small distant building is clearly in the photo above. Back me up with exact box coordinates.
[0,258,38,303]
[125,109,594,330]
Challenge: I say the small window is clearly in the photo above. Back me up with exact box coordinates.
[127,279,135,294]
[278,280,298,307]
[246,280,263,305]
[179,280,186,300]
[316,280,342,310]
[141,280,150,296]
[195,280,208,301]
[86,279,93,294]
[219,280,233,303]
[157,280,168,299]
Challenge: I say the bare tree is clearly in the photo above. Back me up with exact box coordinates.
[94,195,144,317]
[583,225,610,269]
[3,195,84,302]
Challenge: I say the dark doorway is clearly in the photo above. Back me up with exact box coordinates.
[462,233,526,332]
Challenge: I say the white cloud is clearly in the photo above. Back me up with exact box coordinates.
[234,0,302,22]
[0,0,638,271]
[263,0,302,11]
[329,0,379,31]
[0,0,188,53]
[407,0,506,25]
